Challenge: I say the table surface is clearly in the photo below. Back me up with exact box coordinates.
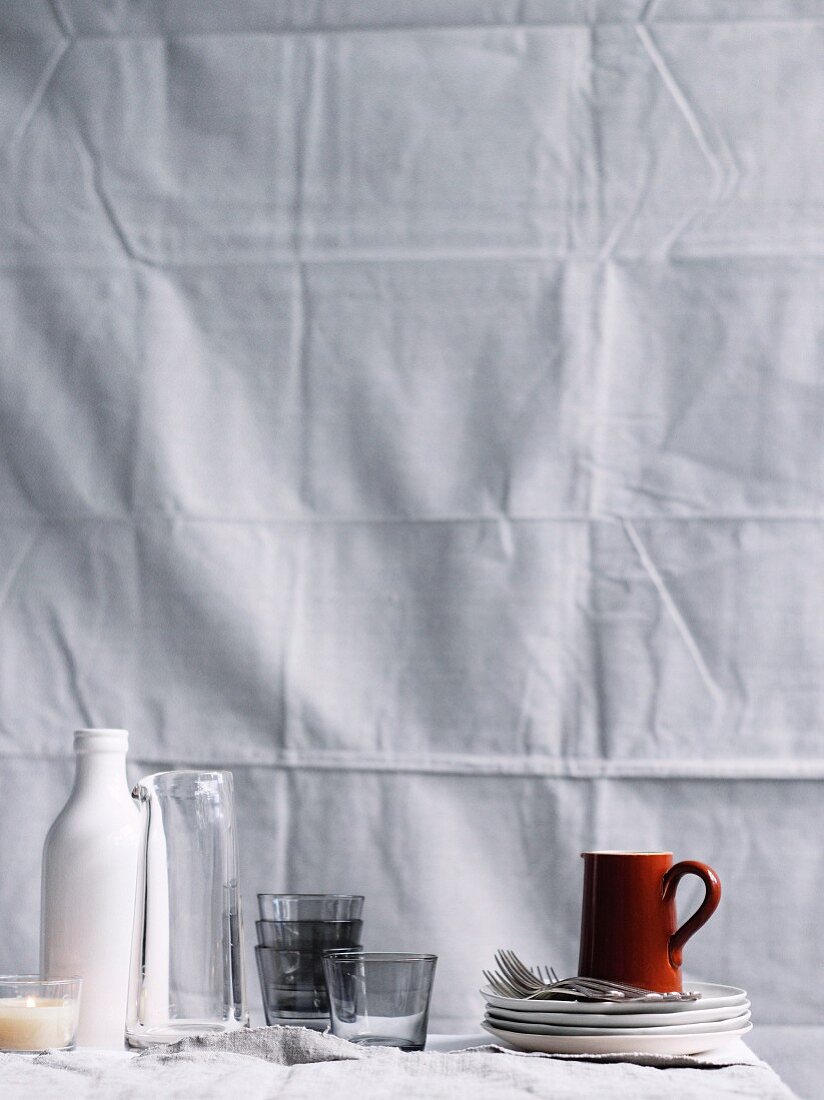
[0,1032,800,1100]
[429,1033,754,1057]
[0,1032,761,1058]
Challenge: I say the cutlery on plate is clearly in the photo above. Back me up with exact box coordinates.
[485,950,701,1002]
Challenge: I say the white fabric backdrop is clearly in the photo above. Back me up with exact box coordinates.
[0,1,822,1095]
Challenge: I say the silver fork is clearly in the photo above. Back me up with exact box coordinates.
[494,950,559,992]
[483,968,581,1000]
[496,948,679,998]
[482,970,522,998]
[486,950,701,1002]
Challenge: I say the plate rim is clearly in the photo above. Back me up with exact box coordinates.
[483,1000,751,1027]
[480,1019,754,1054]
[483,1009,752,1037]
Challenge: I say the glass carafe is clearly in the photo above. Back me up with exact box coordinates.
[125,770,247,1047]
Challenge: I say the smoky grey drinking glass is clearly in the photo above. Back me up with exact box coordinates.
[253,903,364,1028]
[322,952,437,1051]
[257,894,364,921]
[256,919,363,950]
[255,940,363,1028]
[125,771,247,1047]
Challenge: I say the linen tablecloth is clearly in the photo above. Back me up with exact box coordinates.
[0,1027,800,1099]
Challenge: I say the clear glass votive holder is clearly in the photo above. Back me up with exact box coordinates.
[257,894,364,922]
[322,952,437,1051]
[0,976,82,1052]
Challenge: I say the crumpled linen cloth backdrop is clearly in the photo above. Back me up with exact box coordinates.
[0,1,820,1096]
[0,1027,800,1099]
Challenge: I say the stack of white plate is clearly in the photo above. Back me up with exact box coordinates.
[481,982,751,1056]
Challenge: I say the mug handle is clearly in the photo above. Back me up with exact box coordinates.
[662,860,722,969]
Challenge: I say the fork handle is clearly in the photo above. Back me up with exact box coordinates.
[663,861,722,969]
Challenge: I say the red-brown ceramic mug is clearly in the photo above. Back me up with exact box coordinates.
[577,851,721,993]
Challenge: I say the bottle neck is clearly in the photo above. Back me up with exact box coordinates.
[72,749,130,801]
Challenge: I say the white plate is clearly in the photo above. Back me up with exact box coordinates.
[485,1001,750,1027]
[481,1020,753,1056]
[484,1010,751,1037]
[481,981,748,1015]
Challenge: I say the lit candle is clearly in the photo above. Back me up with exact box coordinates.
[0,996,78,1051]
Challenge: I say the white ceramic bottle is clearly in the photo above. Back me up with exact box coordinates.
[40,729,142,1048]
